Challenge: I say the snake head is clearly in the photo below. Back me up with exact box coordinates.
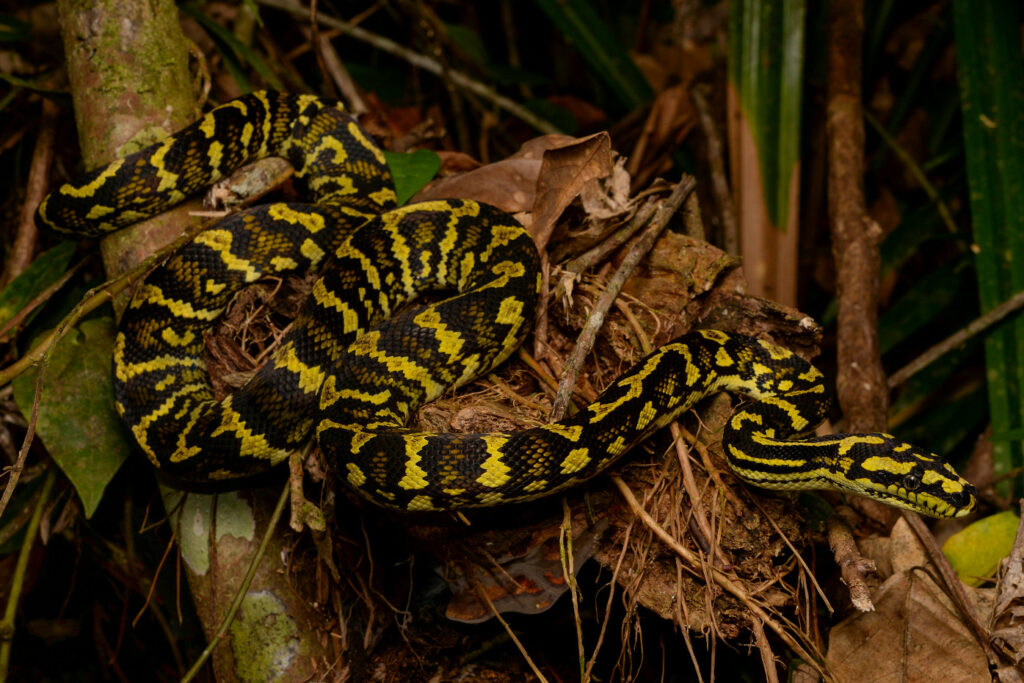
[834,436,977,518]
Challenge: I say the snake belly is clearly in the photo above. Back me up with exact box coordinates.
[37,91,977,518]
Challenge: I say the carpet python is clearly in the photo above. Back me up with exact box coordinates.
[36,91,977,518]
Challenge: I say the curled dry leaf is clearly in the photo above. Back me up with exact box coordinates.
[991,507,1024,666]
[412,134,578,214]
[413,133,613,248]
[530,132,614,248]
[828,516,997,679]
[412,157,541,215]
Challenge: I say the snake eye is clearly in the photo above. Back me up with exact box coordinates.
[903,473,921,491]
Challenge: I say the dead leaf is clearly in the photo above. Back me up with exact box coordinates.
[510,134,579,160]
[627,84,697,186]
[435,150,481,174]
[530,132,614,248]
[412,157,541,214]
[826,570,990,681]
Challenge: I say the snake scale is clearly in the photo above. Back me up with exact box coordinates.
[37,91,976,517]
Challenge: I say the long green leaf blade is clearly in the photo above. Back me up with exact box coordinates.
[952,0,1024,493]
[728,0,805,230]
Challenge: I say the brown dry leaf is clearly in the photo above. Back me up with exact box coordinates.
[510,134,579,159]
[992,508,1024,669]
[412,157,541,214]
[435,150,481,174]
[826,569,990,682]
[530,132,614,248]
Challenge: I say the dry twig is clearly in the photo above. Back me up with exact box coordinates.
[551,176,696,419]
[826,506,876,612]
[4,98,58,287]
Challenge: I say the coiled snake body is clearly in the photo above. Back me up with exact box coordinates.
[37,92,976,517]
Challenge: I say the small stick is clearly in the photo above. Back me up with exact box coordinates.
[0,259,89,343]
[473,580,550,683]
[4,98,59,287]
[826,506,876,612]
[550,176,695,420]
[563,199,658,275]
[256,0,561,135]
[610,475,826,675]
[902,510,999,666]
[888,288,1024,388]
[692,88,738,256]
[0,468,56,679]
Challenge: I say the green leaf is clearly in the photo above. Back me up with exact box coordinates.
[384,149,442,206]
[530,0,653,109]
[727,0,806,230]
[12,317,131,517]
[943,510,1019,585]
[952,0,1024,496]
[0,241,77,331]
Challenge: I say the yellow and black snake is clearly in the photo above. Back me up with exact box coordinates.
[37,91,976,518]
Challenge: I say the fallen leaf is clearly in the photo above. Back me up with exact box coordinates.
[411,157,541,214]
[826,570,990,681]
[530,132,614,248]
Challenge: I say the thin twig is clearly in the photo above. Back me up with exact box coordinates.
[826,506,876,612]
[582,520,633,681]
[4,98,59,287]
[0,258,89,343]
[563,198,658,274]
[179,481,290,683]
[692,87,738,256]
[558,500,587,681]
[610,475,825,675]
[474,582,550,683]
[256,0,561,135]
[0,467,56,680]
[888,288,1024,388]
[550,176,696,420]
[901,510,998,666]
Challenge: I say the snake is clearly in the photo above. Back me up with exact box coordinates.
[36,91,977,518]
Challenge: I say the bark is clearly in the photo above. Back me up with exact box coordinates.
[826,0,888,432]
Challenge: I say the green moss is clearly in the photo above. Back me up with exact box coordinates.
[229,591,302,682]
